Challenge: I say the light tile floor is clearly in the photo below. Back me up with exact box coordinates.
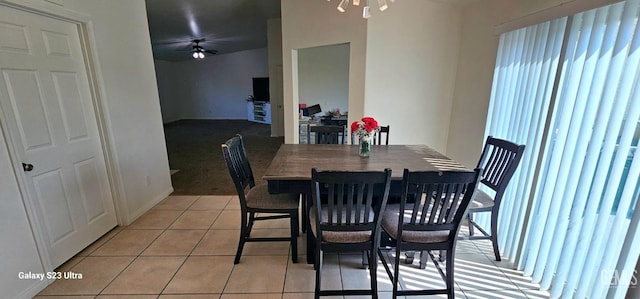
[36,195,550,298]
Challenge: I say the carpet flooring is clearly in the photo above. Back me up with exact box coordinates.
[164,120,283,195]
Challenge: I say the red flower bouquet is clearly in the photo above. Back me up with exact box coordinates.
[351,117,379,157]
[351,117,380,139]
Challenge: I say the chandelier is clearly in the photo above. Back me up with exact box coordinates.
[329,0,395,19]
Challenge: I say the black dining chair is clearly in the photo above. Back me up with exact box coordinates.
[309,125,346,144]
[351,125,390,145]
[378,168,481,299]
[310,168,392,299]
[221,134,300,264]
[374,125,390,145]
[466,136,525,261]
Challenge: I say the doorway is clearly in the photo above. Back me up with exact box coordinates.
[297,43,350,118]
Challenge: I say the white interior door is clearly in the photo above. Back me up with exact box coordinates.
[0,5,116,268]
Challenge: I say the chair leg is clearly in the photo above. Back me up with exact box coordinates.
[445,247,455,299]
[290,211,299,263]
[314,249,322,299]
[467,212,475,236]
[247,212,256,232]
[490,210,501,261]
[405,251,415,264]
[419,250,428,269]
[234,212,249,264]
[362,251,369,268]
[392,246,401,298]
[369,249,379,299]
[439,250,446,262]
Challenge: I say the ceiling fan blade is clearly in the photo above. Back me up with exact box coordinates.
[204,49,218,55]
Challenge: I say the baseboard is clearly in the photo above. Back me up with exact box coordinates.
[127,186,174,224]
[162,117,181,124]
[15,280,49,299]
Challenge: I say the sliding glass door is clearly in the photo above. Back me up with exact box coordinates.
[483,1,640,297]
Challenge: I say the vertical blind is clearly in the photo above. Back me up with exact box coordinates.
[483,0,640,298]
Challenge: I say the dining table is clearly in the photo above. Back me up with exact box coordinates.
[262,143,470,263]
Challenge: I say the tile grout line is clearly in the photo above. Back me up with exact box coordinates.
[95,197,192,297]
[159,196,229,296]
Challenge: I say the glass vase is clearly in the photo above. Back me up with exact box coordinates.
[359,136,371,157]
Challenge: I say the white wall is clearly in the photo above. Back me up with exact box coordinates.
[365,0,461,150]
[0,0,172,296]
[66,0,173,220]
[268,18,284,136]
[155,60,181,123]
[155,48,269,121]
[447,0,621,168]
[281,0,367,143]
[298,43,350,115]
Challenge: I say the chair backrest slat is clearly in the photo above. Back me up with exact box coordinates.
[476,136,526,193]
[399,169,482,234]
[373,125,390,145]
[312,168,392,232]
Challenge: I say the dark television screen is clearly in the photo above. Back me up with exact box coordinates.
[252,77,270,101]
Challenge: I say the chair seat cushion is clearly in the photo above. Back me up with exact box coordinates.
[245,183,299,210]
[469,189,495,210]
[309,208,374,243]
[381,204,449,243]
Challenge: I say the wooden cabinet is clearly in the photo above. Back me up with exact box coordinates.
[247,101,271,124]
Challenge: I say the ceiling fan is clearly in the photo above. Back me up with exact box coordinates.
[189,39,218,59]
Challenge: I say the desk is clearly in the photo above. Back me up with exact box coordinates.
[263,144,469,263]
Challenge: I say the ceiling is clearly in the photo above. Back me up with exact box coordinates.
[145,0,281,61]
[145,0,477,62]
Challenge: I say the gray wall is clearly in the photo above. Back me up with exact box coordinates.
[155,48,269,122]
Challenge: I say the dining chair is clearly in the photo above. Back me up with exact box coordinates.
[321,117,348,127]
[374,125,390,145]
[466,136,525,261]
[378,168,481,299]
[310,168,392,299]
[221,134,299,264]
[309,125,346,144]
[351,125,390,145]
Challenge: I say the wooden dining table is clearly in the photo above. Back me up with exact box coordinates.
[262,144,470,263]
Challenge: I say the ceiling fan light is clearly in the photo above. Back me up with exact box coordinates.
[377,0,388,11]
[192,52,199,59]
[362,5,371,18]
[198,52,205,59]
[337,0,348,12]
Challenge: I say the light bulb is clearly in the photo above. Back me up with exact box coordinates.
[337,0,348,12]
[362,5,371,18]
[198,52,205,59]
[192,52,199,59]
[353,0,360,5]
[377,0,388,11]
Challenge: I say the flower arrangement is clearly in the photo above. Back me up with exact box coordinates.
[351,117,380,140]
[351,117,379,157]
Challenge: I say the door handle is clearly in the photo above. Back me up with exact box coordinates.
[22,163,34,172]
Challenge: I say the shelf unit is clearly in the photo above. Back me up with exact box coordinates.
[247,101,271,124]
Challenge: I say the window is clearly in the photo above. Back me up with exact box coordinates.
[483,1,640,297]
